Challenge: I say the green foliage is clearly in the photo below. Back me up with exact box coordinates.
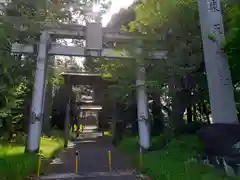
[224,3,240,84]
[208,33,217,41]
[223,3,240,117]
[96,59,136,100]
[0,27,34,119]
[119,135,237,180]
[0,133,63,180]
[133,0,203,75]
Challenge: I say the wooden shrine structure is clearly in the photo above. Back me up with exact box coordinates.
[62,72,117,131]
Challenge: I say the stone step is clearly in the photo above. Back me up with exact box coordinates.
[39,171,140,179]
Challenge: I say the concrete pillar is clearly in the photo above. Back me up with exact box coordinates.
[197,0,238,123]
[136,41,150,150]
[26,31,50,153]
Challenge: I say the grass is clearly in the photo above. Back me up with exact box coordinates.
[118,134,239,180]
[0,132,63,180]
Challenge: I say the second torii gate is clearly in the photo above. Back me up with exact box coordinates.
[61,72,116,147]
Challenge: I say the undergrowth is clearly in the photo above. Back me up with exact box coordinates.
[0,132,63,180]
[118,134,238,180]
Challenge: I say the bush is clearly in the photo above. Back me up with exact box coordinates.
[179,122,207,134]
[118,134,237,180]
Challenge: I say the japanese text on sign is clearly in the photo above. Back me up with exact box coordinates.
[212,24,223,34]
[207,0,220,12]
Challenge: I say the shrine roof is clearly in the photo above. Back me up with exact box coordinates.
[61,72,117,85]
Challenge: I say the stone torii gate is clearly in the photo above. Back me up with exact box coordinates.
[61,72,117,147]
[11,20,166,152]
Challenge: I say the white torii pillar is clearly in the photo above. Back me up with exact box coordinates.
[26,31,50,152]
[136,41,150,150]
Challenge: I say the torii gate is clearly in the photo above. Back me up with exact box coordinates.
[1,0,167,152]
[61,72,117,147]
[11,21,166,152]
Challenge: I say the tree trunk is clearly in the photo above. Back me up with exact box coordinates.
[6,118,13,141]
[151,93,164,134]
[170,90,190,133]
[76,111,80,138]
[187,105,193,123]
[2,117,7,132]
[64,98,71,148]
[64,80,72,148]
[42,57,54,136]
[23,94,31,133]
[169,76,192,133]
[111,101,118,145]
[202,102,210,123]
[198,103,203,122]
[193,104,197,121]
[42,82,52,136]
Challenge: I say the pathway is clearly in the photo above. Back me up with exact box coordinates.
[39,126,142,180]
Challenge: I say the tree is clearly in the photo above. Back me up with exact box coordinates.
[95,0,208,133]
[224,2,240,118]
[0,0,103,140]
